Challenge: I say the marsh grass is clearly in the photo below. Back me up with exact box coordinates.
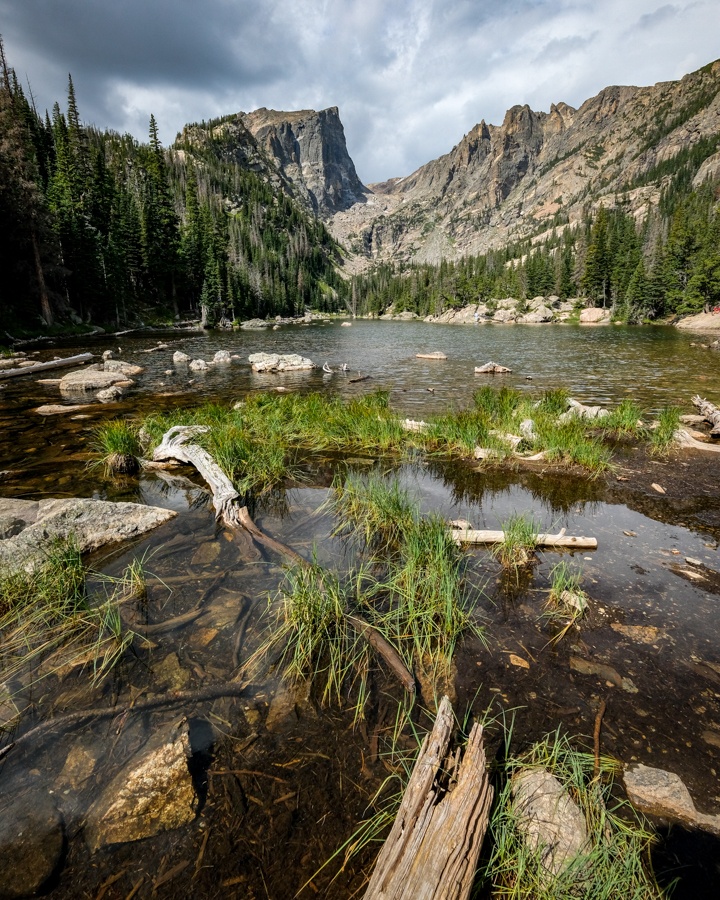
[544,561,588,642]
[603,399,646,437]
[493,513,539,569]
[327,472,417,555]
[650,406,681,455]
[0,539,141,722]
[253,561,373,717]
[89,419,142,476]
[482,732,663,899]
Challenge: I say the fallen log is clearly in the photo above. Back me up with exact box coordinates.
[692,395,720,437]
[674,428,720,453]
[347,615,415,694]
[0,352,93,380]
[416,352,447,360]
[364,695,493,900]
[450,525,597,550]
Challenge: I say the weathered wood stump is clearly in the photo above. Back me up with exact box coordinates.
[692,395,720,437]
[364,696,493,900]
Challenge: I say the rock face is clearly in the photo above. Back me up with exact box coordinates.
[249,352,315,372]
[624,764,720,835]
[0,498,176,573]
[241,107,367,217]
[0,792,65,899]
[84,723,197,851]
[511,768,589,875]
[329,59,720,266]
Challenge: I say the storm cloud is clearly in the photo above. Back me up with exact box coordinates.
[1,0,717,183]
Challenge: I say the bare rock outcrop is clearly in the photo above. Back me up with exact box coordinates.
[624,763,720,835]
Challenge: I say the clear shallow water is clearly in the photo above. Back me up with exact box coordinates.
[2,321,720,897]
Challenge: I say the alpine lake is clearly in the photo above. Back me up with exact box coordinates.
[1,318,720,899]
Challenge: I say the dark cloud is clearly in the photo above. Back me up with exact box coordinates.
[1,0,717,182]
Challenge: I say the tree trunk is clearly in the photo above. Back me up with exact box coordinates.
[364,696,493,900]
[692,395,720,437]
[0,353,93,380]
[31,229,53,326]
[450,526,597,550]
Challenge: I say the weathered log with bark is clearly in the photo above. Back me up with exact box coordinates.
[364,696,493,900]
[0,353,93,380]
[692,395,720,437]
[674,428,720,453]
[450,524,597,550]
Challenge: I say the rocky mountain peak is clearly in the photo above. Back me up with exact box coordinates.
[241,106,367,217]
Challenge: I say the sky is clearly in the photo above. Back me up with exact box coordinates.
[1,1,718,184]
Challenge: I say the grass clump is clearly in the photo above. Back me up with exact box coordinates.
[482,732,663,899]
[0,539,141,725]
[604,398,646,437]
[544,561,588,641]
[89,419,142,476]
[650,406,681,455]
[493,513,539,568]
[328,472,416,555]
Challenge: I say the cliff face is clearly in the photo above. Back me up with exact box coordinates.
[241,106,367,216]
[329,60,720,267]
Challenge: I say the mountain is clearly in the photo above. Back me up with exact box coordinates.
[177,106,367,218]
[328,59,720,267]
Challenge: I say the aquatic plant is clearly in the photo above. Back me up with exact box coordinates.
[493,513,540,569]
[328,472,417,555]
[89,419,142,475]
[481,732,663,899]
[0,539,141,726]
[604,398,647,437]
[650,406,681,455]
[544,561,588,641]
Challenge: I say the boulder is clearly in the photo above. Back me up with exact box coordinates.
[624,764,720,835]
[59,366,131,392]
[189,359,208,371]
[511,768,589,875]
[84,722,197,851]
[34,404,89,415]
[96,385,125,403]
[240,318,269,329]
[475,361,512,374]
[0,498,176,574]
[102,350,113,360]
[173,351,191,364]
[0,792,64,899]
[213,350,232,364]
[493,308,517,324]
[249,352,315,372]
[103,359,144,376]
[579,307,611,325]
[519,305,555,324]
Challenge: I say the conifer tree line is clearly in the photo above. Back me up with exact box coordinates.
[1,36,718,333]
[0,41,346,334]
[352,173,720,322]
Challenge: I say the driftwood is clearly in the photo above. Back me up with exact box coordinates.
[349,373,371,383]
[692,395,720,437]
[151,426,415,693]
[364,696,493,900]
[0,352,93,380]
[450,525,597,550]
[416,352,447,360]
[475,361,511,374]
[674,428,720,453]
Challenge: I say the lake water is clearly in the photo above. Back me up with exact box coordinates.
[1,320,720,898]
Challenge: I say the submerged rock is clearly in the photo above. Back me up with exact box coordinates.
[0,498,176,573]
[0,792,64,898]
[624,764,720,836]
[511,768,589,875]
[84,722,197,851]
[96,385,125,403]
